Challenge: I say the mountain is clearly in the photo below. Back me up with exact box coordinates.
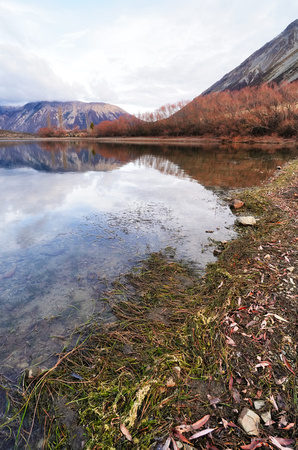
[0,101,128,134]
[203,19,298,95]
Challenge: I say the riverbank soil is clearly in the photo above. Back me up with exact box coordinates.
[1,160,297,449]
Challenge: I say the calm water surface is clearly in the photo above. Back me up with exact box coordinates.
[0,140,296,378]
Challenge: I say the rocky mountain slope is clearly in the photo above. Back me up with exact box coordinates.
[203,19,298,94]
[0,101,128,134]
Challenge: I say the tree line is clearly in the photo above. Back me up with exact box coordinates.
[38,81,298,138]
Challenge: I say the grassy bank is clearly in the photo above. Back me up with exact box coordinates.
[1,161,297,449]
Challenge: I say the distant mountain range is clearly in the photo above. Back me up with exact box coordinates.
[203,19,298,94]
[0,101,128,134]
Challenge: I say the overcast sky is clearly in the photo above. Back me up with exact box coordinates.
[0,0,297,114]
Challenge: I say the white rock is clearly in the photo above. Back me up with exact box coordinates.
[254,400,265,410]
[238,407,260,436]
[260,410,271,423]
[237,216,257,226]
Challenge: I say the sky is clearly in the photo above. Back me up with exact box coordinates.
[0,0,297,115]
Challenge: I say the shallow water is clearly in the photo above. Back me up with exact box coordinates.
[0,140,296,378]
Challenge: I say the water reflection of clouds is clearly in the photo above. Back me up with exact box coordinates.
[0,159,235,255]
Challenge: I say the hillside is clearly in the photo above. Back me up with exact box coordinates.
[203,19,298,94]
[0,101,128,134]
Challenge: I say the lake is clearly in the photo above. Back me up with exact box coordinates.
[0,140,296,379]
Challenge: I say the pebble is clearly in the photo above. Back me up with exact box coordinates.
[231,199,245,209]
[237,216,257,226]
[260,410,271,423]
[238,407,260,436]
[254,400,265,410]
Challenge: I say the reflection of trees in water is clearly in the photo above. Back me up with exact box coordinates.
[135,154,189,179]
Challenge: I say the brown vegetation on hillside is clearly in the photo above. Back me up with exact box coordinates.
[44,81,296,140]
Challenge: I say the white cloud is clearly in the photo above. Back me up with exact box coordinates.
[0,0,297,112]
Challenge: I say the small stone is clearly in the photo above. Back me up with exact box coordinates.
[237,216,257,226]
[260,410,271,423]
[254,400,265,410]
[238,407,260,436]
[231,199,245,209]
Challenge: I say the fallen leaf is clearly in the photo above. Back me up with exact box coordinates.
[173,429,192,444]
[190,414,210,430]
[269,395,278,410]
[255,361,271,370]
[170,437,179,450]
[265,313,288,323]
[207,394,221,405]
[231,388,241,403]
[189,428,215,440]
[162,436,171,450]
[282,423,294,430]
[229,375,234,391]
[222,418,228,429]
[175,414,210,434]
[120,423,132,442]
[246,320,257,328]
[275,376,288,385]
[274,438,294,446]
[282,355,295,375]
[226,336,236,346]
[269,436,293,450]
[240,439,266,449]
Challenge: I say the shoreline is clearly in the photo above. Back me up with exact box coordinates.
[1,132,298,148]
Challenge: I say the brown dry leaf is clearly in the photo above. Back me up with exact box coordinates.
[166,376,176,387]
[229,375,234,390]
[240,439,266,449]
[170,437,179,450]
[282,355,295,375]
[207,394,221,406]
[231,388,241,403]
[266,313,288,323]
[173,429,192,444]
[269,394,279,410]
[120,423,132,442]
[282,423,294,430]
[175,414,210,434]
[255,361,271,370]
[246,320,257,328]
[162,436,171,450]
[269,436,293,450]
[274,438,295,446]
[191,414,210,430]
[189,427,215,440]
[226,335,236,346]
[222,418,228,429]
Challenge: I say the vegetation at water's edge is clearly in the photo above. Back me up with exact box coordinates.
[38,82,298,140]
[0,160,297,449]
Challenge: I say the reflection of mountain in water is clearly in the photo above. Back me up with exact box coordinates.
[0,142,123,173]
[0,140,296,187]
